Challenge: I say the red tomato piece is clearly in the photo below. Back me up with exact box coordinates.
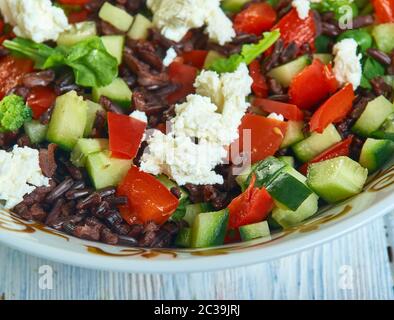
[181,50,208,69]
[167,62,198,105]
[234,3,277,36]
[0,56,34,100]
[26,87,57,120]
[289,59,338,110]
[68,9,89,24]
[309,84,355,133]
[252,98,304,121]
[272,8,316,50]
[108,112,147,160]
[232,114,288,164]
[117,166,179,225]
[249,60,268,98]
[298,136,354,175]
[228,175,274,229]
[372,0,394,22]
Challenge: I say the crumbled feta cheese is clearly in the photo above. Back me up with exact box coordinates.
[163,47,178,67]
[292,0,311,20]
[140,63,252,185]
[0,0,70,43]
[332,38,362,89]
[146,0,235,45]
[267,113,285,121]
[130,110,148,123]
[0,146,49,209]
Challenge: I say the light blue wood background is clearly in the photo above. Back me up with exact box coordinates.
[1,213,393,300]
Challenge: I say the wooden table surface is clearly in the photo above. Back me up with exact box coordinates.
[1,213,393,300]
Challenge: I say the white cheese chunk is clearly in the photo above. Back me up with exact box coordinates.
[267,113,285,121]
[0,0,70,43]
[140,63,252,185]
[332,38,362,89]
[163,47,178,67]
[146,0,235,45]
[130,110,148,123]
[292,0,311,20]
[0,146,50,209]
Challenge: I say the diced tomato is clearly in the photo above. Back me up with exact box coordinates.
[309,84,355,133]
[298,136,354,175]
[107,112,147,160]
[0,56,34,100]
[252,98,304,121]
[249,60,268,98]
[68,9,89,24]
[234,3,277,36]
[57,0,91,5]
[289,59,338,110]
[167,62,198,105]
[26,87,57,120]
[117,166,179,225]
[232,114,288,164]
[372,0,394,22]
[181,50,208,69]
[272,8,316,50]
[228,175,274,229]
[0,20,4,34]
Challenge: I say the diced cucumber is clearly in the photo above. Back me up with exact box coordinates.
[267,55,310,87]
[127,14,153,40]
[359,138,394,172]
[239,221,270,242]
[190,209,229,248]
[70,138,109,167]
[101,35,125,65]
[221,0,249,12]
[57,21,97,46]
[313,53,333,64]
[235,163,258,192]
[292,124,342,162]
[86,151,132,189]
[246,156,286,190]
[92,78,132,109]
[372,23,394,53]
[203,50,225,70]
[183,203,212,226]
[307,156,368,203]
[24,120,48,144]
[352,96,394,137]
[98,2,134,32]
[175,228,191,248]
[372,113,394,141]
[266,171,313,211]
[46,91,87,151]
[280,121,305,148]
[279,156,295,167]
[84,100,105,137]
[272,193,319,228]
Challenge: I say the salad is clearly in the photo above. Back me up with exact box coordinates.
[0,0,393,249]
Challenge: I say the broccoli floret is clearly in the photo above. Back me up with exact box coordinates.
[0,94,32,132]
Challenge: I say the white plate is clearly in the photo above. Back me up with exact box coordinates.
[0,160,393,273]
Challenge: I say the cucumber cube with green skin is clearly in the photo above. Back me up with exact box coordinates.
[292,124,342,163]
[279,156,295,168]
[99,2,134,32]
[57,21,97,46]
[24,120,48,144]
[352,96,394,137]
[101,35,125,65]
[86,151,132,189]
[183,203,212,226]
[359,138,394,173]
[92,78,133,109]
[46,91,87,151]
[221,0,250,12]
[280,120,305,148]
[127,14,153,40]
[239,221,271,242]
[313,54,333,64]
[307,156,368,203]
[267,55,310,87]
[84,100,104,137]
[175,228,192,248]
[272,193,319,228]
[372,23,394,53]
[71,138,109,168]
[191,209,229,248]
